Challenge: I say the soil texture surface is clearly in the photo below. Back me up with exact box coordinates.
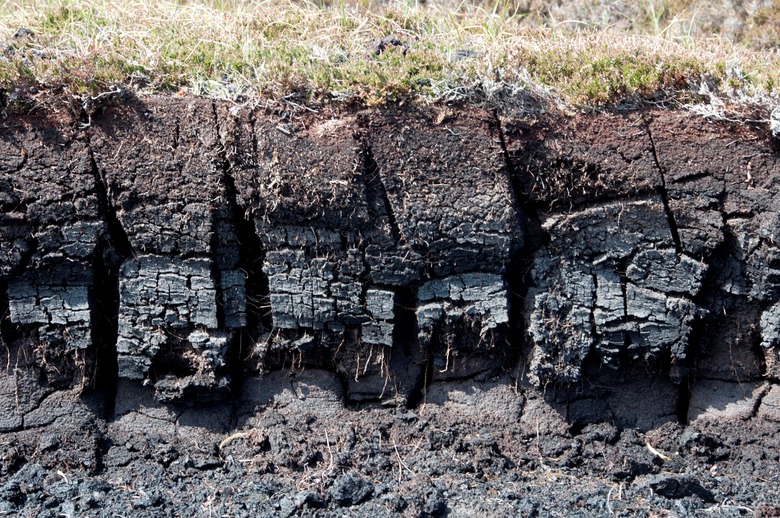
[0,96,779,516]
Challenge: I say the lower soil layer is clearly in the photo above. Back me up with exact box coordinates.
[2,373,779,516]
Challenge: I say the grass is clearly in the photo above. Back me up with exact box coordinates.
[0,0,779,115]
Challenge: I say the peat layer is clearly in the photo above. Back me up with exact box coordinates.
[1,96,779,516]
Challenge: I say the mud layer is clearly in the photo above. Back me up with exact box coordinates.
[1,97,779,516]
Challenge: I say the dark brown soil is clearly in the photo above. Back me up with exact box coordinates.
[0,95,779,516]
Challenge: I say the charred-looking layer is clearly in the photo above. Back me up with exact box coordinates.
[0,97,778,418]
[2,97,780,517]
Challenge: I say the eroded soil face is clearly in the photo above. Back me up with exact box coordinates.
[0,97,779,516]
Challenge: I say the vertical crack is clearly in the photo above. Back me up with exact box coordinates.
[220,140,272,330]
[85,140,132,416]
[357,133,431,407]
[492,110,531,225]
[3,147,35,279]
[676,374,691,424]
[0,280,11,360]
[590,272,600,345]
[644,119,696,423]
[492,110,547,376]
[88,147,132,259]
[214,101,273,412]
[361,140,401,243]
[645,120,683,253]
[172,120,180,150]
[209,104,232,333]
[403,286,431,410]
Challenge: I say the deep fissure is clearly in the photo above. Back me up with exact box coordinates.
[85,141,132,415]
[214,104,273,405]
[644,121,699,424]
[493,110,548,377]
[395,285,427,410]
[361,142,401,244]
[645,120,683,254]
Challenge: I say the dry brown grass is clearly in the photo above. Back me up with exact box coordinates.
[0,0,778,116]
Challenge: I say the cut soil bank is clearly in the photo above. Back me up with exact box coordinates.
[1,95,779,516]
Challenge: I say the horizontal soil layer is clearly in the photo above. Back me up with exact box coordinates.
[0,95,779,516]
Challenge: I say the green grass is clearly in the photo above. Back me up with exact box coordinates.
[0,0,778,114]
